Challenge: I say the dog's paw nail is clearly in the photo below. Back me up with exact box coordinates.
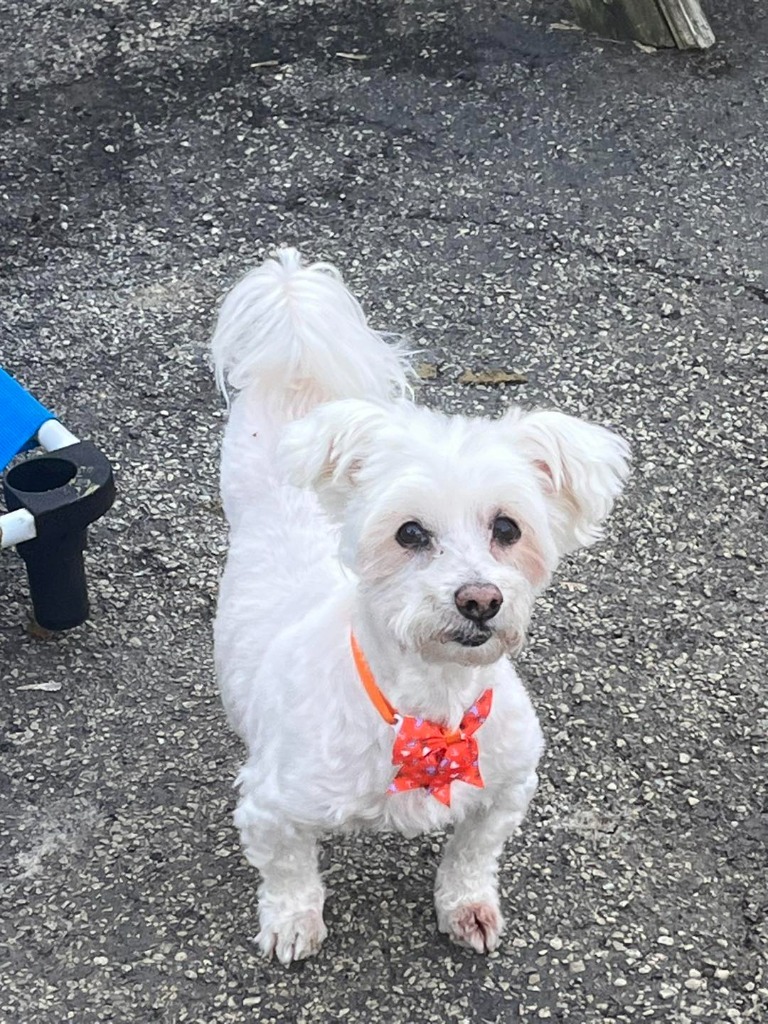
[252,931,276,960]
[446,902,503,954]
[258,910,327,965]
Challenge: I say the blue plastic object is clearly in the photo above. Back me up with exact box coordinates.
[0,368,53,470]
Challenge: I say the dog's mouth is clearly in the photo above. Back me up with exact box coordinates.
[449,626,493,648]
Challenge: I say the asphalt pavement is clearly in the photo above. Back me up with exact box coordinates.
[1,2,766,1022]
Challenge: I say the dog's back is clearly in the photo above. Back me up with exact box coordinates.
[212,249,411,731]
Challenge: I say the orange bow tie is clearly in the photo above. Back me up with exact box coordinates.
[351,634,493,806]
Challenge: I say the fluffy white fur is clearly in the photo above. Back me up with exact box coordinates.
[212,249,630,964]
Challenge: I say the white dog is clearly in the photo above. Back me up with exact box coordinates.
[212,249,629,964]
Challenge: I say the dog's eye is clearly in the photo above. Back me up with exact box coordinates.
[395,521,431,550]
[492,515,521,546]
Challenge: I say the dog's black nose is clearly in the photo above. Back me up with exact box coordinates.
[454,583,503,623]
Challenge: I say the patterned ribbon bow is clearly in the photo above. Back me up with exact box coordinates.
[351,634,493,807]
[388,689,493,806]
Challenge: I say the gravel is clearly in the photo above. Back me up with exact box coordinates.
[1,2,766,1022]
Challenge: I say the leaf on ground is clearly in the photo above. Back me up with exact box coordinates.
[415,362,439,380]
[633,41,658,53]
[17,680,62,692]
[550,21,583,32]
[459,369,528,385]
[25,619,55,640]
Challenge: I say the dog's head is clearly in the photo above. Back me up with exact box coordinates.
[280,400,629,667]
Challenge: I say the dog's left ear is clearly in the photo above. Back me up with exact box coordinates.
[279,398,389,518]
[508,409,630,554]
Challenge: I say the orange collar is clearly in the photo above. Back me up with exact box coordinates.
[350,632,398,725]
[350,633,462,744]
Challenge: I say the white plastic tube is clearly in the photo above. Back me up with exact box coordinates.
[0,508,37,549]
[37,419,79,452]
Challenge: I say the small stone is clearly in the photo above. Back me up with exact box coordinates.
[660,984,678,999]
[685,978,704,991]
[550,936,563,950]
[714,969,731,980]
[679,752,692,764]
[570,960,585,973]
[93,956,108,966]
[658,935,674,946]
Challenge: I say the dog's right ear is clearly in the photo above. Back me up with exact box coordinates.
[279,399,389,517]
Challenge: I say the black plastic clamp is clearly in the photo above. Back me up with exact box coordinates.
[3,442,116,630]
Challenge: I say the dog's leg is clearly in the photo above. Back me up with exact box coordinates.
[434,776,537,954]
[239,816,327,964]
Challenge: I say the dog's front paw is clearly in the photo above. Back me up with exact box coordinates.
[440,901,504,954]
[257,909,328,965]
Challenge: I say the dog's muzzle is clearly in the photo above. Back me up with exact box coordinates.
[450,625,493,647]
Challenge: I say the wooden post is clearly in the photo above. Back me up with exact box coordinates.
[570,0,715,49]
[659,0,715,48]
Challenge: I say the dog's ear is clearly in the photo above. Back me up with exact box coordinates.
[279,399,388,516]
[507,409,630,554]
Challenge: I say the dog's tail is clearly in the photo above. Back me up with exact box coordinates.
[211,248,411,419]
